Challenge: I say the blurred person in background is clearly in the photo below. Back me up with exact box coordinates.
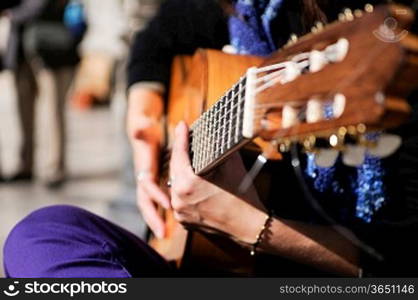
[1,0,83,188]
[72,0,163,109]
[72,0,163,237]
[0,1,18,182]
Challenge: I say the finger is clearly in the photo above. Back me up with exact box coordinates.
[137,189,165,239]
[132,141,159,177]
[170,121,193,175]
[140,180,170,209]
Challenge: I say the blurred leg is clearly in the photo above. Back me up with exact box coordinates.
[14,59,37,178]
[3,205,173,278]
[44,67,73,185]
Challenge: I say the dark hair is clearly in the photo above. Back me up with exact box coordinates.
[301,0,328,29]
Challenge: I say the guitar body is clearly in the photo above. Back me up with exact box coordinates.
[167,49,263,137]
[150,49,264,274]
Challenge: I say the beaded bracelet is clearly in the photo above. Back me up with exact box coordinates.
[250,211,274,256]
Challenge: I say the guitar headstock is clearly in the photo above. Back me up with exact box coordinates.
[242,4,418,165]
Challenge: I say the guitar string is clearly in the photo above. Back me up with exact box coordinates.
[166,39,386,172]
[189,36,353,164]
[161,78,246,171]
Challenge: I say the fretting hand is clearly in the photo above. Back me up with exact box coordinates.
[169,121,268,244]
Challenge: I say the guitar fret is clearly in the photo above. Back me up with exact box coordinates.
[189,75,247,174]
[193,120,199,171]
[200,114,206,171]
[208,106,214,165]
[196,118,203,171]
[191,129,196,171]
[214,100,221,159]
[220,98,226,157]
[193,121,198,171]
[227,93,232,149]
[203,112,209,169]
[207,110,213,166]
[235,81,242,143]
[207,110,212,167]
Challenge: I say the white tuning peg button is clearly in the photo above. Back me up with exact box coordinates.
[280,62,301,84]
[333,93,346,118]
[306,99,323,123]
[325,38,350,63]
[342,145,367,167]
[368,134,402,158]
[309,50,328,73]
[314,149,339,168]
[282,105,300,128]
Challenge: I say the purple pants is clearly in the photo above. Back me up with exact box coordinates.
[3,205,174,278]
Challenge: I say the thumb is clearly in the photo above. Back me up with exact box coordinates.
[171,121,192,173]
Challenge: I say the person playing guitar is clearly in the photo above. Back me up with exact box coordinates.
[4,0,418,277]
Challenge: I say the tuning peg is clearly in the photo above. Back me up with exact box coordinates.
[306,99,323,123]
[290,34,298,42]
[282,104,300,128]
[314,149,339,168]
[368,134,402,158]
[356,123,367,134]
[309,50,328,73]
[347,125,358,136]
[303,135,317,152]
[338,126,349,137]
[311,21,324,33]
[344,8,354,21]
[365,4,374,13]
[342,145,367,167]
[280,62,301,84]
[325,38,349,63]
[286,34,298,46]
[329,134,344,148]
[354,9,363,18]
[287,33,298,45]
[375,91,385,105]
[333,93,346,118]
[328,127,349,149]
[315,21,324,30]
[279,139,292,153]
[338,13,346,22]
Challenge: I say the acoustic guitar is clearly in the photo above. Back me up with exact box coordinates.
[150,4,418,275]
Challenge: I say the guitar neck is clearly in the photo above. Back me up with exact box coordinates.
[190,76,251,175]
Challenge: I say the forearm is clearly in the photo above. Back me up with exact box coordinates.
[127,85,165,174]
[128,84,164,118]
[224,199,359,276]
[259,218,360,276]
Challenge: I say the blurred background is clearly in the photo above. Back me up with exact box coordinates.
[0,0,162,276]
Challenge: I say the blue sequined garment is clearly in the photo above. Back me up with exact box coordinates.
[228,1,387,223]
[228,0,284,56]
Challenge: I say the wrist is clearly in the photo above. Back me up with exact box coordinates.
[225,199,269,245]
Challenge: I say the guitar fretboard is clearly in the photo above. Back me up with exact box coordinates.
[190,76,248,174]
